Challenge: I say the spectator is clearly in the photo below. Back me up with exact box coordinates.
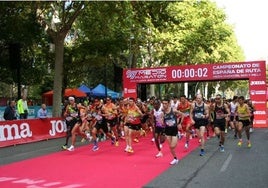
[17,95,29,119]
[37,104,48,119]
[3,100,17,120]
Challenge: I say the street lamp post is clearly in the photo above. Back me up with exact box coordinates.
[128,35,134,68]
[195,82,200,96]
[104,59,107,97]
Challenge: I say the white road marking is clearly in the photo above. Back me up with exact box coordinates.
[220,154,232,172]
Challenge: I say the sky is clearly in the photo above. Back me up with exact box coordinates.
[213,0,268,61]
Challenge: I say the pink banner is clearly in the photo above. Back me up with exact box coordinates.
[123,61,267,128]
[0,118,66,148]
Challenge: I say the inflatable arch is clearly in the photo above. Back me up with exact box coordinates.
[123,61,267,128]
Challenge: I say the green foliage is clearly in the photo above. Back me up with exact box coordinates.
[0,2,42,44]
[0,0,248,102]
[0,2,52,99]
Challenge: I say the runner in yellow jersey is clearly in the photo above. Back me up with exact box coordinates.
[235,96,252,148]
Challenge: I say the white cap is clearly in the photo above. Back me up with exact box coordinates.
[68,96,75,101]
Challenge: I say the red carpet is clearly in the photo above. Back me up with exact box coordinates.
[0,133,200,188]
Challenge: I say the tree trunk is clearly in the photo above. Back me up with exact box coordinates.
[52,38,64,117]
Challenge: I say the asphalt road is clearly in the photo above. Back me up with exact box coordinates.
[1,128,268,188]
[145,128,268,188]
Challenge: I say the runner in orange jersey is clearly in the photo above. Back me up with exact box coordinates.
[177,95,192,149]
[124,97,143,153]
[102,96,119,146]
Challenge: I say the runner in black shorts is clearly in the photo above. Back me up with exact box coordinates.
[236,96,252,148]
[162,98,184,165]
[211,94,230,152]
[190,94,209,156]
[152,99,165,158]
[124,98,143,153]
[62,96,79,150]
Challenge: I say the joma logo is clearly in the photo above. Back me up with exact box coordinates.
[0,123,32,141]
[250,81,265,85]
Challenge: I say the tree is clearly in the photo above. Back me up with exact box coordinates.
[36,1,85,116]
[67,1,245,98]
[0,2,44,99]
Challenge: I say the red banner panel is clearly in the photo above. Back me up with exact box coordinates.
[0,118,66,148]
[123,61,267,128]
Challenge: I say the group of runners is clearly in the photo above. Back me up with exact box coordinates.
[61,93,255,165]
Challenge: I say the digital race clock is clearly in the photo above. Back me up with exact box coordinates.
[171,68,208,79]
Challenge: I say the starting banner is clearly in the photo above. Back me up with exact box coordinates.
[123,61,267,128]
[0,118,66,148]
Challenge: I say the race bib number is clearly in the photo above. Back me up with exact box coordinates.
[165,119,176,127]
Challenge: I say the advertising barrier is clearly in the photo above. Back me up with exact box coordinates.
[0,118,66,148]
[123,61,267,128]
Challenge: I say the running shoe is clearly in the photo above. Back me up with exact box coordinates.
[61,145,68,150]
[170,159,179,165]
[220,145,225,152]
[237,140,242,147]
[127,148,134,153]
[115,141,119,147]
[199,150,205,156]
[67,145,74,151]
[81,138,86,143]
[124,145,129,152]
[184,142,189,149]
[155,152,163,158]
[225,129,228,134]
[92,145,99,151]
[101,135,106,141]
[86,133,92,142]
[247,141,252,148]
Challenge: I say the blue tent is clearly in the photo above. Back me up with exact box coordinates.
[91,84,121,99]
[78,84,91,94]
